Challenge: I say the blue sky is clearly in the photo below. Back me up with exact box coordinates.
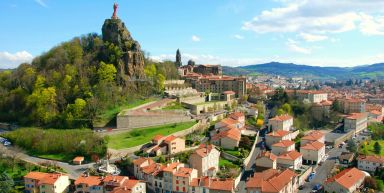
[1,0,384,68]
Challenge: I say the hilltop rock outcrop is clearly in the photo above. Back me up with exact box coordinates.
[102,18,145,82]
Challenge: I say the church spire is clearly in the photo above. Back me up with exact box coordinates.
[176,49,182,67]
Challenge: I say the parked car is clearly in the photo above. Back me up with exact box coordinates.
[3,141,11,146]
[312,184,323,192]
[306,172,316,182]
[298,185,304,190]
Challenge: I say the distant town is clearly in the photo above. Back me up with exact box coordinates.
[1,2,384,193]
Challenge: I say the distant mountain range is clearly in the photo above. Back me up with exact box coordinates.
[222,62,384,79]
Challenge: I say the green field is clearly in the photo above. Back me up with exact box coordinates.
[108,121,197,149]
[30,153,73,162]
[219,158,240,169]
[93,98,157,127]
[360,140,384,156]
[162,102,186,110]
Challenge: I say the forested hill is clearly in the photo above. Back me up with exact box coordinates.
[0,32,178,128]
[223,62,384,79]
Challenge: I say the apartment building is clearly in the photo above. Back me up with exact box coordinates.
[147,135,186,156]
[265,130,292,148]
[184,74,246,98]
[255,151,277,170]
[74,175,146,193]
[268,115,293,131]
[24,172,70,193]
[339,98,366,114]
[271,140,295,155]
[190,177,235,193]
[300,131,325,146]
[300,141,325,165]
[276,151,303,170]
[357,155,384,173]
[344,113,368,134]
[245,169,298,193]
[189,144,220,177]
[324,168,365,193]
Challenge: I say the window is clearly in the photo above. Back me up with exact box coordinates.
[183,187,186,192]
[176,186,179,191]
[176,180,179,184]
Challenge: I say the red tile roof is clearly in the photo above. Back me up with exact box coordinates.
[73,156,84,162]
[24,172,66,185]
[229,112,244,120]
[346,113,367,120]
[174,167,195,178]
[300,141,325,151]
[357,155,384,164]
[267,130,290,137]
[257,151,277,161]
[277,151,302,161]
[301,131,324,141]
[75,175,103,186]
[152,134,164,141]
[193,144,217,157]
[212,128,241,141]
[164,135,177,143]
[269,114,293,122]
[132,157,154,166]
[325,168,365,189]
[246,169,297,192]
[272,140,295,148]
[191,177,234,191]
[103,175,128,184]
[162,162,182,172]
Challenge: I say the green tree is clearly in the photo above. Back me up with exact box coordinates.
[0,172,14,193]
[347,140,358,153]
[374,142,382,155]
[97,62,117,82]
[27,86,58,125]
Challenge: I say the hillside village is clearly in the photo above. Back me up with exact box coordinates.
[1,3,384,193]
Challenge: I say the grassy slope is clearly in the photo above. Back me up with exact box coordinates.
[108,121,197,149]
[93,98,156,127]
[360,140,384,156]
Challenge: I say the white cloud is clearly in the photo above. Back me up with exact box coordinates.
[0,51,34,69]
[286,39,311,54]
[35,0,47,7]
[299,33,328,42]
[191,35,201,42]
[234,34,244,40]
[243,0,384,36]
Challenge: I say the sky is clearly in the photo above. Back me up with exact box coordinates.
[1,0,384,69]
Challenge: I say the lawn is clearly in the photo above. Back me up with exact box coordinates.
[108,121,197,149]
[223,149,241,157]
[30,152,73,162]
[93,97,157,127]
[360,140,384,156]
[162,102,186,110]
[219,158,240,169]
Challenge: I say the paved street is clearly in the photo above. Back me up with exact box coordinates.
[299,145,347,193]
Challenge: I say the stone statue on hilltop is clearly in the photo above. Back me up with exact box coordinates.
[176,49,182,67]
[112,2,118,19]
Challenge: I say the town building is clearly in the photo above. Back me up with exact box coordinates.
[245,168,298,193]
[24,172,70,193]
[214,112,245,130]
[271,140,295,155]
[324,168,365,193]
[265,130,292,148]
[344,113,368,134]
[338,98,366,114]
[268,115,293,131]
[357,155,384,173]
[189,144,220,177]
[276,151,303,170]
[183,74,246,98]
[74,175,146,193]
[172,167,198,193]
[300,131,325,146]
[338,152,355,167]
[133,157,155,179]
[179,64,222,76]
[300,141,325,165]
[146,135,186,156]
[286,90,328,103]
[211,128,241,150]
[190,177,235,193]
[311,100,332,121]
[255,151,277,170]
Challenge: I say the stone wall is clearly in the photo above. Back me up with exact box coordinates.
[117,110,193,130]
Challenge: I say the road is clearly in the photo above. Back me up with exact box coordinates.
[298,145,347,193]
